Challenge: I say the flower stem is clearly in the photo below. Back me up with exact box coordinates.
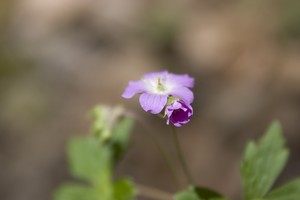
[170,125,194,185]
[135,117,182,187]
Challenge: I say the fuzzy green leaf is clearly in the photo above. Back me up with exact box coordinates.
[241,121,289,200]
[265,178,300,200]
[109,117,134,163]
[68,137,112,185]
[113,178,137,200]
[53,184,98,200]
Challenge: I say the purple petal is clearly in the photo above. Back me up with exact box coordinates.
[168,73,195,88]
[169,101,182,110]
[165,101,193,127]
[122,80,146,98]
[143,71,168,81]
[169,86,194,104]
[139,93,167,114]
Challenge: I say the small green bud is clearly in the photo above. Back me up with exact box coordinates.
[90,105,125,142]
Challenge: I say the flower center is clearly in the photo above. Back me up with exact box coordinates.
[143,75,169,94]
[156,77,166,92]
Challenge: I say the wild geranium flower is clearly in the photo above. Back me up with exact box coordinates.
[122,71,194,113]
[165,100,193,127]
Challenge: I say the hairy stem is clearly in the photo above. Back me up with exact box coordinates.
[170,125,194,185]
[135,117,182,187]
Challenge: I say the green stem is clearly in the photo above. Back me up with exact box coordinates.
[170,125,194,185]
[136,118,182,187]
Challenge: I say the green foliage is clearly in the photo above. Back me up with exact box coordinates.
[90,105,134,163]
[113,179,137,200]
[53,105,136,200]
[174,186,225,200]
[241,121,289,200]
[68,137,112,184]
[55,106,300,200]
[108,117,135,163]
[90,105,125,141]
[265,178,300,200]
[53,184,99,200]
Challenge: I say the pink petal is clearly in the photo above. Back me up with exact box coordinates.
[143,71,168,80]
[168,73,195,88]
[169,86,194,104]
[122,80,146,99]
[139,93,168,114]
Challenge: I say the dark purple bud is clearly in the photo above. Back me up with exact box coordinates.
[166,100,193,127]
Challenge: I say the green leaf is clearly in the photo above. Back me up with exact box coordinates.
[109,117,134,163]
[111,117,134,148]
[241,121,289,200]
[68,137,114,199]
[174,186,224,200]
[265,178,300,200]
[68,137,112,185]
[53,184,98,200]
[113,178,137,200]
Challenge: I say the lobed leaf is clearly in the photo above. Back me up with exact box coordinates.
[67,137,113,188]
[241,121,289,200]
[265,178,300,200]
[54,106,136,200]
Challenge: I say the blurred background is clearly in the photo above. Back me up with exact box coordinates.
[1,0,300,199]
